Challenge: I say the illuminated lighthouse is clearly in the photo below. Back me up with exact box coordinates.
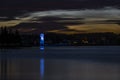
[40,33,44,50]
[40,33,45,80]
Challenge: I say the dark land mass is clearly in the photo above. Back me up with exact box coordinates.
[0,27,120,48]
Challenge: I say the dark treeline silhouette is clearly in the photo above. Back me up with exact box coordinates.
[45,32,120,46]
[0,27,120,48]
[0,27,40,48]
[0,27,21,48]
[20,34,39,47]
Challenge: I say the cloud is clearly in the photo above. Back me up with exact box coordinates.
[0,16,15,21]
[28,7,120,19]
[1,7,120,35]
[0,17,32,27]
[0,17,8,19]
[67,24,120,34]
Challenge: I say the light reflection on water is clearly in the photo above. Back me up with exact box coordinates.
[0,58,41,80]
[44,59,120,80]
[40,58,44,80]
[0,47,120,80]
[0,57,120,80]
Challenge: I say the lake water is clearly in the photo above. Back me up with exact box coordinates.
[0,46,120,80]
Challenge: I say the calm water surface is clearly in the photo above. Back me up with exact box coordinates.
[0,46,120,80]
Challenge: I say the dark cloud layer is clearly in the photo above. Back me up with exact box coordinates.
[11,21,67,34]
[39,16,83,21]
[0,0,120,18]
[1,3,120,34]
[0,0,120,10]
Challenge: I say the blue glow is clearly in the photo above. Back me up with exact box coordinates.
[41,37,44,41]
[40,33,44,37]
[40,58,44,79]
[40,40,44,44]
[40,34,45,79]
[40,58,44,76]
[40,33,44,50]
[40,33,44,41]
[40,47,44,50]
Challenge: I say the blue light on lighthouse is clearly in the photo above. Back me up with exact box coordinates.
[40,33,44,50]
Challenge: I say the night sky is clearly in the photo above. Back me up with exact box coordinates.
[0,0,120,34]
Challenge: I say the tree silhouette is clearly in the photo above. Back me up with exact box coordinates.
[0,27,21,48]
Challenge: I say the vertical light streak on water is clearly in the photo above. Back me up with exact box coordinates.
[40,58,44,80]
[40,33,45,79]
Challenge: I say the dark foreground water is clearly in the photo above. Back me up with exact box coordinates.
[0,46,120,80]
